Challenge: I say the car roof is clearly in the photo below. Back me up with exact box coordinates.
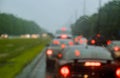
[62,45,113,60]
[53,38,73,41]
[111,41,120,45]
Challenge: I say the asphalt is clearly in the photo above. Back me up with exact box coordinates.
[16,48,50,78]
[16,41,120,78]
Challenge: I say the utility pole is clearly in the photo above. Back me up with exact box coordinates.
[83,0,86,16]
[74,10,78,27]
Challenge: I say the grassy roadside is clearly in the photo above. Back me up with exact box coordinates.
[0,38,50,78]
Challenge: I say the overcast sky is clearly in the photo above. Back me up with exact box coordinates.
[0,0,111,33]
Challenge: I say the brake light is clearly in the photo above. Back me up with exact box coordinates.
[61,34,67,39]
[75,50,80,57]
[60,66,70,77]
[91,39,96,44]
[69,41,73,46]
[114,46,119,51]
[107,40,111,45]
[116,68,120,78]
[84,62,101,66]
[58,53,62,58]
[53,40,60,45]
[61,27,66,31]
[80,39,83,44]
[78,35,82,39]
[46,49,53,56]
[75,38,78,42]
[96,34,101,37]
[61,44,66,49]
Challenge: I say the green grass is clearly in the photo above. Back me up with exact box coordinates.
[0,38,49,78]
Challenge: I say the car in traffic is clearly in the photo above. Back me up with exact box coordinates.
[54,45,120,78]
[87,34,111,46]
[55,34,73,39]
[45,38,74,72]
[107,41,120,60]
[76,37,88,45]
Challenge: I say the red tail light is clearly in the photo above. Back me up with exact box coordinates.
[61,34,67,39]
[60,66,70,77]
[107,40,111,45]
[116,68,120,78]
[78,35,82,39]
[80,39,83,44]
[61,27,66,31]
[46,49,53,56]
[61,44,66,49]
[84,62,101,66]
[91,39,96,44]
[96,34,101,37]
[58,53,62,58]
[114,46,119,51]
[69,41,74,46]
[75,50,80,57]
[53,40,60,45]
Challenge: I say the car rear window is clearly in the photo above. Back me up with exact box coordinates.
[62,46,113,60]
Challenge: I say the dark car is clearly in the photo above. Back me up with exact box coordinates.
[45,38,74,72]
[54,45,120,78]
[87,34,111,46]
[107,41,120,60]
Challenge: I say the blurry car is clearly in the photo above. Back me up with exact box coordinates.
[55,34,73,39]
[74,35,83,44]
[77,37,88,46]
[87,34,111,46]
[45,38,74,72]
[107,41,120,60]
[54,45,120,78]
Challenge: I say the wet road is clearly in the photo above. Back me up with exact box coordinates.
[29,52,46,78]
[16,48,53,78]
[16,41,120,78]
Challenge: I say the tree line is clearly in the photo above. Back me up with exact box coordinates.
[71,0,120,40]
[0,13,43,35]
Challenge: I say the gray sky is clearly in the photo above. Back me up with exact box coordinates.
[0,0,111,33]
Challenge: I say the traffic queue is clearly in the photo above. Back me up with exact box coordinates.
[45,28,120,78]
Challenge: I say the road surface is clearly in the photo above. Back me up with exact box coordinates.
[16,48,53,78]
[16,41,120,78]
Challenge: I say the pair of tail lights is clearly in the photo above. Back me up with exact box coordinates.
[60,62,101,77]
[61,41,73,49]
[90,39,112,45]
[60,62,120,78]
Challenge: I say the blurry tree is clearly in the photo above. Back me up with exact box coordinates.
[0,13,43,35]
[71,0,120,40]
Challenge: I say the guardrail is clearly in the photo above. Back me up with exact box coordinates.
[16,48,46,78]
